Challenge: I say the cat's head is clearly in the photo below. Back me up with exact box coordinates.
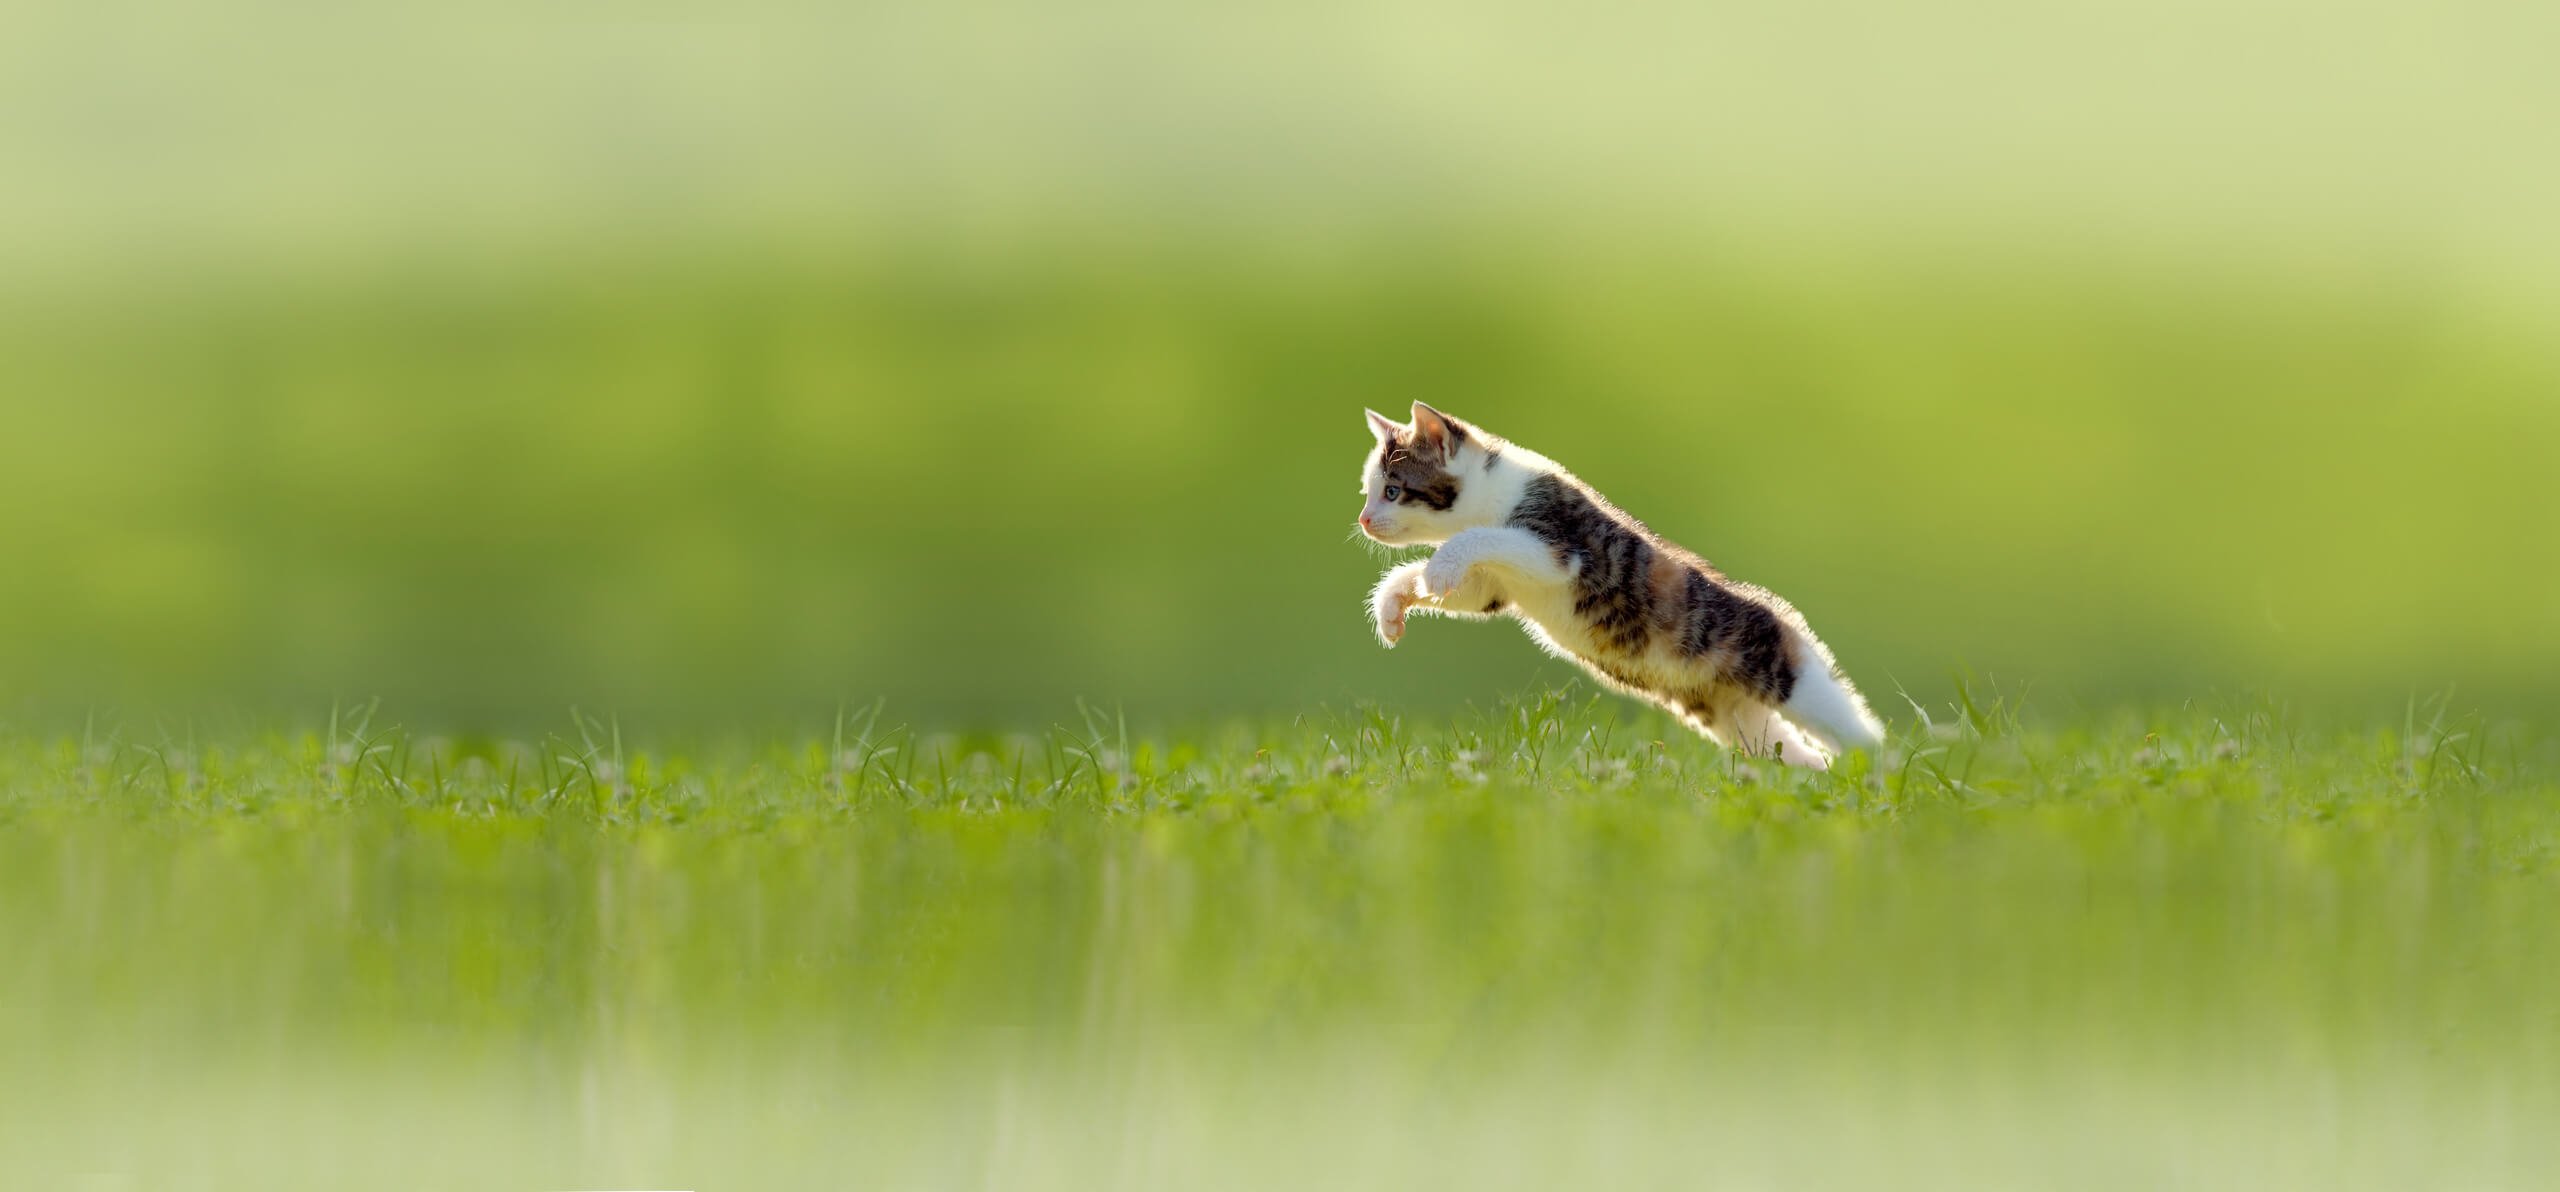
[1356,402,1494,546]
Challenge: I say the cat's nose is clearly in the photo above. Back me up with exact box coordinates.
[1359,512,1374,529]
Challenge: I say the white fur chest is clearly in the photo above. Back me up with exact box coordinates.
[1506,580,1609,664]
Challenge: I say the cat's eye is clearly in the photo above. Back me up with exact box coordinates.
[1382,484,1403,501]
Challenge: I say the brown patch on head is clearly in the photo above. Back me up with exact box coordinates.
[1377,434,1463,512]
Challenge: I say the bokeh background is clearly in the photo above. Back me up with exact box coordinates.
[4,0,2557,729]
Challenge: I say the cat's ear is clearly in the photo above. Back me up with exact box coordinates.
[1365,408,1402,443]
[1409,401,1465,455]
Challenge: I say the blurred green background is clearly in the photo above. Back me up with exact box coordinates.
[3,0,2556,729]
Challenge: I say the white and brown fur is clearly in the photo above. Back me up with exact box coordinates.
[1358,402,1885,769]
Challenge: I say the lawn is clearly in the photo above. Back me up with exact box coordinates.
[6,693,2554,1189]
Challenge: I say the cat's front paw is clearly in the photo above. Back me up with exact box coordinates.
[1375,601,1408,647]
[1371,564,1425,648]
[1374,584,1420,647]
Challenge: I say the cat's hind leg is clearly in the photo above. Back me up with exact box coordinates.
[1688,692,1830,769]
[1674,705,1734,750]
[1732,703,1832,770]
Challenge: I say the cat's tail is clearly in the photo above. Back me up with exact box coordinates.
[1779,627,1887,754]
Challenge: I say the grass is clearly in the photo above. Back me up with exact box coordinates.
[4,690,2557,1189]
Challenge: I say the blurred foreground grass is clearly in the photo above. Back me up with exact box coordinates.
[5,695,2556,1189]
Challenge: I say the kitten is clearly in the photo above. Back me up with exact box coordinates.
[1357,402,1885,769]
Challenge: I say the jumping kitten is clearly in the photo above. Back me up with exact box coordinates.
[1358,402,1885,769]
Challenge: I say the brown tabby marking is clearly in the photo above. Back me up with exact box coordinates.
[1508,472,1799,705]
[1375,431,1464,512]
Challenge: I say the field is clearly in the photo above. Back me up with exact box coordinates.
[6,694,2556,1189]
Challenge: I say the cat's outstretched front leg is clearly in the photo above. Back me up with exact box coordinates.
[1371,558,1506,647]
[1420,526,1569,599]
